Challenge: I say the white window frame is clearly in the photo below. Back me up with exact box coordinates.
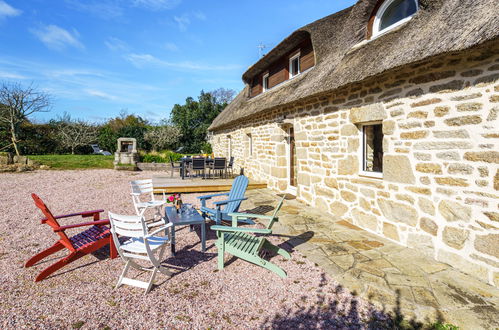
[262,73,269,92]
[372,0,418,38]
[289,53,301,79]
[358,121,383,179]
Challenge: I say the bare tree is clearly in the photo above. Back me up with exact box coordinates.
[55,113,98,154]
[144,125,182,151]
[210,88,236,105]
[0,82,51,155]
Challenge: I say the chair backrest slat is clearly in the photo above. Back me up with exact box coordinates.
[130,179,154,195]
[108,212,146,238]
[31,193,74,250]
[225,175,249,213]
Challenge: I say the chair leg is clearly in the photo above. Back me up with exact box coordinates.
[34,251,82,282]
[25,241,65,267]
[145,268,158,294]
[116,260,132,289]
[260,258,287,278]
[217,233,225,270]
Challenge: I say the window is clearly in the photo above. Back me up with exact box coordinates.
[360,123,383,178]
[372,0,418,38]
[262,73,269,92]
[289,53,300,78]
[248,134,253,156]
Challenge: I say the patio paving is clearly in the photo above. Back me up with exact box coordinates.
[243,189,499,329]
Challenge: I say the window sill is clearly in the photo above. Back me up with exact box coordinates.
[358,171,383,179]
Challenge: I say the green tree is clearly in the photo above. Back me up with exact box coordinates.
[170,88,235,153]
[98,111,149,152]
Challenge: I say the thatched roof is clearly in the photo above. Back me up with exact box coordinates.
[210,0,499,131]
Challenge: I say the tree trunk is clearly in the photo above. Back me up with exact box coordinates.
[71,146,75,155]
[10,123,20,156]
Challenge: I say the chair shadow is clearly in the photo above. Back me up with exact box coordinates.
[259,272,442,329]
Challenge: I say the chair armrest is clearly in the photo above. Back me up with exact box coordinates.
[41,209,105,223]
[54,219,110,232]
[213,197,247,206]
[210,225,271,234]
[146,222,173,237]
[228,212,274,220]
[197,192,229,200]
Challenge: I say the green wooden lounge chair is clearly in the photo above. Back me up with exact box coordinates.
[198,175,249,225]
[211,196,291,278]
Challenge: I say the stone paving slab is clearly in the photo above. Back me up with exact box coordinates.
[243,189,499,330]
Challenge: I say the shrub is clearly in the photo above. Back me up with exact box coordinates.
[140,150,183,163]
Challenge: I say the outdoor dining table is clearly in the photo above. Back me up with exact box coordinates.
[180,157,214,179]
[164,205,206,256]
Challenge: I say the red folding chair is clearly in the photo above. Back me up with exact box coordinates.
[25,193,117,282]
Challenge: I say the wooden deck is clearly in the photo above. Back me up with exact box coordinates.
[152,176,267,194]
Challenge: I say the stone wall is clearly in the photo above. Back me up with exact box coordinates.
[211,44,499,287]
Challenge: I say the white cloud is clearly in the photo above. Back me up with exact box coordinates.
[192,11,206,21]
[124,53,241,71]
[0,1,21,19]
[31,25,84,51]
[85,89,119,101]
[173,14,190,31]
[65,0,123,20]
[105,37,129,51]
[172,11,206,31]
[163,42,179,52]
[0,71,27,80]
[132,0,181,11]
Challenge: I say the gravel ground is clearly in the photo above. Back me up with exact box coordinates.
[0,169,392,329]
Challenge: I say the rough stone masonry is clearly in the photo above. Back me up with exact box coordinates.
[211,45,499,287]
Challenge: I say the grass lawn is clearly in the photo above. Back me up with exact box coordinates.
[28,154,114,170]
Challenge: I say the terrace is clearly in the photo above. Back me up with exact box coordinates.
[1,169,497,328]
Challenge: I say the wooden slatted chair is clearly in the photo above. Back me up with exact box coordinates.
[25,193,117,282]
[198,175,249,225]
[211,196,291,278]
[108,212,172,294]
[130,179,166,226]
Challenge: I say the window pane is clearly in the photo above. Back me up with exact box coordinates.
[293,58,299,75]
[364,124,383,173]
[379,0,417,31]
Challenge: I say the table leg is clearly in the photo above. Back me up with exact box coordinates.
[181,163,185,180]
[201,221,206,252]
[170,225,176,256]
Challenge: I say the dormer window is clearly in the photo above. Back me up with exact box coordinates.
[371,0,418,38]
[262,73,269,92]
[289,53,300,78]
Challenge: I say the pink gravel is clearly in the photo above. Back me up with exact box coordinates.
[0,169,390,329]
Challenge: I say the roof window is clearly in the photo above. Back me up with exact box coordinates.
[371,0,418,38]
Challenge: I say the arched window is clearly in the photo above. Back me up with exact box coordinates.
[369,0,418,39]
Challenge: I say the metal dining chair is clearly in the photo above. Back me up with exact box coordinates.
[169,156,182,178]
[190,157,206,179]
[209,157,227,179]
[226,156,234,178]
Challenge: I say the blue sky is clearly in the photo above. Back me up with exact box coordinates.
[0,0,356,123]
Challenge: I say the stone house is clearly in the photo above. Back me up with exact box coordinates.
[208,0,499,286]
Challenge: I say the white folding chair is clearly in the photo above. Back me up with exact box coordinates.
[130,179,166,226]
[108,212,173,294]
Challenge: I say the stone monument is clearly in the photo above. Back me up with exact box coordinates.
[114,137,139,170]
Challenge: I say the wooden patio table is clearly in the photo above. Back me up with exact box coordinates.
[164,205,206,256]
